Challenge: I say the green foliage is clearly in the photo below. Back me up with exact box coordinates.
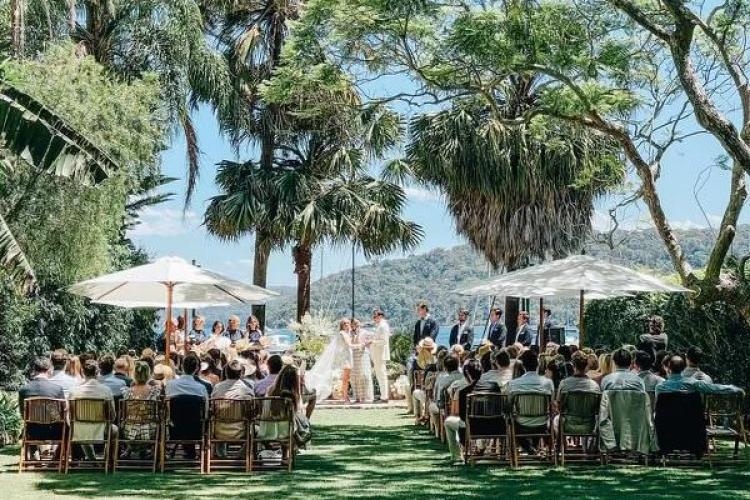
[0,391,21,446]
[388,332,412,367]
[586,293,750,389]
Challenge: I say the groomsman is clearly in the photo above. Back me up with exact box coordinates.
[516,311,533,346]
[487,307,508,348]
[448,309,474,350]
[413,301,439,346]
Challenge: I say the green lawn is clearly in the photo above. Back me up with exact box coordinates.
[1,408,749,499]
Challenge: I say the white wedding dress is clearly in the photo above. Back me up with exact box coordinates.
[306,331,351,402]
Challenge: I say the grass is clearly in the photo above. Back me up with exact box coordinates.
[1,408,750,499]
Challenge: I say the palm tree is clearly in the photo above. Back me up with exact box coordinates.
[0,82,117,290]
[203,0,301,328]
[205,105,423,320]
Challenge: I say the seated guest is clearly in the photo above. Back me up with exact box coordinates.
[414,351,444,423]
[165,354,208,400]
[683,347,712,382]
[475,349,513,393]
[48,350,80,398]
[211,360,253,457]
[121,361,162,452]
[213,360,254,399]
[152,363,175,388]
[254,354,283,396]
[258,365,311,454]
[653,350,669,378]
[114,357,133,387]
[246,315,265,344]
[443,359,483,463]
[656,355,742,395]
[69,360,117,460]
[557,345,574,379]
[203,321,230,352]
[634,350,664,392]
[65,355,83,384]
[508,350,554,396]
[18,357,65,460]
[200,355,222,385]
[225,315,245,345]
[590,353,613,385]
[185,355,212,396]
[601,348,644,392]
[98,354,127,397]
[556,351,600,401]
[428,356,464,427]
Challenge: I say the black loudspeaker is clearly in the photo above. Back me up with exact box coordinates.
[548,326,565,345]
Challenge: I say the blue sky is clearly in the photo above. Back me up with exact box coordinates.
[128,102,746,287]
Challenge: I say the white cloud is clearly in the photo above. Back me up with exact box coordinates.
[593,209,724,233]
[128,207,200,237]
[404,186,441,203]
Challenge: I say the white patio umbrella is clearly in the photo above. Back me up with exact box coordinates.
[458,255,690,346]
[68,256,279,357]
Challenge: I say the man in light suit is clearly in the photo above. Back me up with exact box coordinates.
[448,309,474,351]
[370,309,391,402]
[486,307,508,348]
[413,301,439,347]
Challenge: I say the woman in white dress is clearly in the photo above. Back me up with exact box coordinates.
[350,320,374,403]
[306,318,360,403]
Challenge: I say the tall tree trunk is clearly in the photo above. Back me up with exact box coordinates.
[293,244,312,321]
[10,0,25,58]
[251,234,272,330]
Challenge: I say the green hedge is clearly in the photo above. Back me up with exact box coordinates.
[585,294,750,389]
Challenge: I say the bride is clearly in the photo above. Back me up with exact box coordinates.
[306,318,362,402]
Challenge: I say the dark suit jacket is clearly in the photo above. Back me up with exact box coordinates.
[18,377,65,410]
[413,317,439,346]
[516,323,533,346]
[487,321,508,348]
[448,323,474,349]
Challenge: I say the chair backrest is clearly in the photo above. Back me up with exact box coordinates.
[71,398,112,423]
[705,392,744,423]
[210,398,252,423]
[512,392,552,428]
[600,390,653,454]
[254,397,294,423]
[166,395,206,440]
[466,392,509,437]
[118,399,161,427]
[559,391,601,435]
[23,398,66,425]
[654,391,706,454]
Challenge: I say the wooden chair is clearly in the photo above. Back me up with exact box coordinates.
[654,391,706,465]
[510,392,556,466]
[162,395,207,472]
[705,392,748,464]
[464,392,512,466]
[558,391,602,465]
[252,397,295,472]
[113,399,163,472]
[19,398,67,472]
[206,398,253,473]
[65,398,114,473]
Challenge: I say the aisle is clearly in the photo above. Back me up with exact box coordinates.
[1,408,750,499]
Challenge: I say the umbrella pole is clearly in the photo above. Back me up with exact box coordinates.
[480,295,497,344]
[165,283,174,363]
[539,297,544,350]
[579,289,585,348]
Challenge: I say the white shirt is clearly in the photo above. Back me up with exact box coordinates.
[49,370,81,398]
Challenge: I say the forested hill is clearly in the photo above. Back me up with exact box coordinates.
[264,225,750,329]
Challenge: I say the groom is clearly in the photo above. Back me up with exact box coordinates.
[370,309,391,403]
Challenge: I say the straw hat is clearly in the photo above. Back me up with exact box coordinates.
[476,341,494,359]
[416,338,438,369]
[418,337,438,353]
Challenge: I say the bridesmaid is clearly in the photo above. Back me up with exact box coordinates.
[350,319,374,403]
[334,318,357,403]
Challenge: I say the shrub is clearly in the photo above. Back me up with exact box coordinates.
[585,294,750,389]
[0,392,21,447]
[389,331,413,367]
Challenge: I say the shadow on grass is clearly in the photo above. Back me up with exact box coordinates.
[8,411,750,499]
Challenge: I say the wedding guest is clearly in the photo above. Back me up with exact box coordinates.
[428,356,462,427]
[165,355,208,400]
[556,351,600,400]
[98,354,127,397]
[255,354,284,397]
[225,315,245,344]
[200,356,222,385]
[475,349,513,393]
[204,321,230,351]
[65,355,83,383]
[443,359,482,463]
[188,315,207,345]
[213,360,254,398]
[635,350,664,392]
[69,360,117,460]
[114,357,133,387]
[49,350,81,397]
[19,357,64,410]
[601,348,644,392]
[656,354,742,396]
[683,346,713,382]
[246,315,264,344]
[449,309,474,351]
[121,361,162,449]
[487,308,508,348]
[639,315,668,355]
